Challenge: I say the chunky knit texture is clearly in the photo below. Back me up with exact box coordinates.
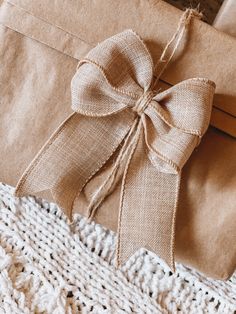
[0,183,235,313]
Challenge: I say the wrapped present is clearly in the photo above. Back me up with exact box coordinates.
[0,0,235,279]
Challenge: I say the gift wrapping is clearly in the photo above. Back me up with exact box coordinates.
[0,0,235,279]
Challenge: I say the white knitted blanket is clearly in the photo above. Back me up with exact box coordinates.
[0,183,235,313]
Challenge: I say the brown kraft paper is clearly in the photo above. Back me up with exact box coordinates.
[214,0,236,37]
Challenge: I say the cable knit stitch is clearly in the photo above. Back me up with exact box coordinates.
[0,183,235,313]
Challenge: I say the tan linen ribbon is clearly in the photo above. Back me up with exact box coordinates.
[15,9,215,270]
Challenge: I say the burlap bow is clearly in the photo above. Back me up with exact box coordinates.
[15,10,215,269]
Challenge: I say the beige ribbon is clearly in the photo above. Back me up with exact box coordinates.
[15,9,215,270]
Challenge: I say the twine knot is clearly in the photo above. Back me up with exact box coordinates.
[133,91,154,115]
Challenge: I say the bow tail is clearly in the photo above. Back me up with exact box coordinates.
[116,126,180,270]
[15,111,134,221]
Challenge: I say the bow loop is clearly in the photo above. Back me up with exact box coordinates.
[153,78,215,136]
[84,29,154,93]
[71,29,154,117]
[143,78,215,173]
[71,61,134,117]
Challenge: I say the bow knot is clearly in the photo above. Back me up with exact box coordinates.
[133,91,155,115]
